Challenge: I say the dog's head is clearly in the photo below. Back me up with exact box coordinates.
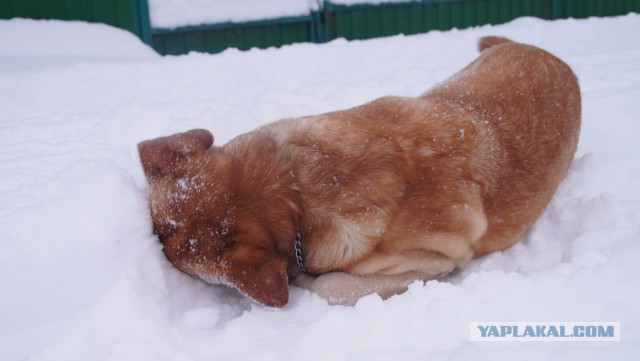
[138,129,289,307]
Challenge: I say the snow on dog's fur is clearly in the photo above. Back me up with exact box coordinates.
[138,37,580,307]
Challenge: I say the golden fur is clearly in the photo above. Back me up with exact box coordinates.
[138,37,581,307]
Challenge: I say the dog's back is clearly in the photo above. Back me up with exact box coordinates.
[259,37,581,273]
[423,37,581,254]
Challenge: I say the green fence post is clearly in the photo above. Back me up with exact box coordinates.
[136,0,153,45]
[550,0,558,20]
[312,7,329,43]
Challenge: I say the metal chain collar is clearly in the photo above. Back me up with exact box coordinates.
[294,231,308,273]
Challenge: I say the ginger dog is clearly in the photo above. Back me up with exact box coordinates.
[138,37,580,307]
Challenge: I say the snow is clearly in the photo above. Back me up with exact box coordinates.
[0,19,157,72]
[148,0,320,29]
[1,13,640,361]
[146,0,437,29]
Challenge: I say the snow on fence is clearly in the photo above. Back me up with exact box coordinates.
[1,0,639,55]
[148,0,320,28]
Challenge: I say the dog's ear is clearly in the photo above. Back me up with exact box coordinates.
[138,129,214,180]
[221,243,289,307]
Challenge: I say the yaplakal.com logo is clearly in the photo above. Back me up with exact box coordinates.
[470,322,620,342]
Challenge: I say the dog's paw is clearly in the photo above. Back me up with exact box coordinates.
[291,273,316,289]
[292,272,367,306]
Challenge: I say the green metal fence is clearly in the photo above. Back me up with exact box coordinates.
[554,0,640,19]
[1,0,638,55]
[323,0,551,41]
[150,14,319,55]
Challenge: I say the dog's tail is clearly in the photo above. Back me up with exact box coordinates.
[478,36,513,52]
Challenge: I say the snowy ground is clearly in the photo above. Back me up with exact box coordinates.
[1,14,639,361]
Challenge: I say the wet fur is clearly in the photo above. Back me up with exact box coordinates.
[138,37,581,307]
